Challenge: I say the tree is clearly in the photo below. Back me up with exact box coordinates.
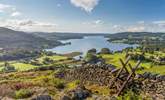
[100,48,111,54]
[85,53,98,63]
[87,48,97,54]
[3,62,16,72]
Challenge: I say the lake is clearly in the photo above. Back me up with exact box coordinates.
[47,36,137,55]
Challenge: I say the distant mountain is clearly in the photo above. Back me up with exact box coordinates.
[33,32,109,41]
[107,32,165,48]
[0,27,62,51]
[108,32,165,39]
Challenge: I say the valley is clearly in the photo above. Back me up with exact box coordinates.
[0,28,165,99]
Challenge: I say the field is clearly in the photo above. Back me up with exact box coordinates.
[0,53,82,72]
[100,51,165,75]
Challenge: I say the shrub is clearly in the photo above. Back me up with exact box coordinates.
[3,62,16,72]
[15,89,33,99]
[117,90,142,100]
[43,57,54,64]
[52,78,65,89]
[87,48,97,54]
[100,48,111,54]
[85,53,98,63]
[67,80,80,90]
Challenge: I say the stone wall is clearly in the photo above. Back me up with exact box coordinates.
[60,64,119,86]
[55,64,165,99]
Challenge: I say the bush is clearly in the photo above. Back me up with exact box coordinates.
[100,48,111,54]
[43,57,54,64]
[15,89,33,99]
[87,48,97,54]
[130,54,145,61]
[85,53,98,63]
[52,78,65,89]
[117,90,142,100]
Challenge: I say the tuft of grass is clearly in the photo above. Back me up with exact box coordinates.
[117,90,142,100]
[66,80,80,90]
[86,84,110,96]
[52,78,65,89]
[15,89,33,99]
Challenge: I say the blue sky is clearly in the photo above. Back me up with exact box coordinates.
[0,0,165,33]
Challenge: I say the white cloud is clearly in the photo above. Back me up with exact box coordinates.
[126,26,145,32]
[70,0,100,12]
[112,24,146,32]
[0,3,22,17]
[0,19,57,32]
[83,19,103,25]
[112,21,165,33]
[94,20,103,24]
[0,3,12,13]
[152,21,165,27]
[11,11,21,17]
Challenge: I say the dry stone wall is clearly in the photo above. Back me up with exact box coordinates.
[60,64,119,86]
[55,63,165,99]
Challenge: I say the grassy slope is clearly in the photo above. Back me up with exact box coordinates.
[0,70,114,99]
[37,55,68,62]
[101,52,165,75]
[0,55,68,71]
[0,54,82,72]
[12,63,38,71]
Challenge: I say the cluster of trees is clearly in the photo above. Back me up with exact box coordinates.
[85,48,111,63]
[2,62,16,72]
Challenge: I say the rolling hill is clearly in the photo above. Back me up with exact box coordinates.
[0,27,62,51]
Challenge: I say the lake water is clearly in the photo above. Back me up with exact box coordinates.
[47,36,137,55]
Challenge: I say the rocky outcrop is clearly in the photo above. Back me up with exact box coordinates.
[61,85,91,100]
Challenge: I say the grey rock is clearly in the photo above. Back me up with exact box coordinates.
[142,72,151,79]
[61,95,71,100]
[149,73,158,80]
[32,95,52,100]
[156,75,165,81]
[135,74,143,79]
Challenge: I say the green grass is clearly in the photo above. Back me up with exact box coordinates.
[138,65,165,75]
[0,67,4,71]
[37,55,67,62]
[117,90,143,100]
[101,52,165,75]
[66,80,80,90]
[101,53,158,68]
[15,89,33,99]
[0,55,77,72]
[12,63,38,71]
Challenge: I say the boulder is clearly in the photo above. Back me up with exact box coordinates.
[32,95,52,100]
[142,72,151,79]
[156,75,165,81]
[61,95,71,100]
[135,74,143,79]
[149,74,158,80]
[67,86,91,100]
